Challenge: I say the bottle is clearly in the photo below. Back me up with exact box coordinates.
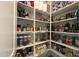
[71,36,76,46]
[16,49,25,57]
[64,23,70,32]
[72,24,76,32]
[17,6,21,17]
[17,36,23,47]
[55,25,60,31]
[22,49,27,57]
[26,24,31,31]
[65,36,73,46]
[75,23,79,32]
[56,45,60,52]
[15,49,22,57]
[61,46,66,54]
[17,3,29,17]
[75,37,79,47]
[59,24,64,32]
[15,52,22,57]
[23,36,28,46]
[22,8,27,17]
[17,25,21,32]
[17,36,20,47]
[22,26,27,31]
[62,35,67,43]
[28,35,32,44]
[65,48,73,57]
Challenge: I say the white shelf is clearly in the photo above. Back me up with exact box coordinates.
[51,40,79,51]
[35,31,50,33]
[17,31,49,35]
[51,31,79,35]
[16,44,33,50]
[18,2,34,9]
[35,20,50,23]
[17,31,34,34]
[52,2,78,16]
[17,31,50,34]
[17,17,34,21]
[50,49,66,57]
[35,40,50,45]
[52,17,77,23]
[15,1,79,57]
[17,17,50,23]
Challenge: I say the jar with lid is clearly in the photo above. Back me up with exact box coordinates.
[15,52,22,57]
[17,36,24,47]
[17,25,21,32]
[75,37,79,47]
[28,35,32,44]
[23,36,28,46]
[65,36,73,46]
[22,26,27,31]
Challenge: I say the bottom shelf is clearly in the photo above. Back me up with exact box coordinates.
[13,48,79,57]
[51,40,79,51]
[36,49,65,57]
[15,46,34,57]
[50,49,65,57]
[14,40,79,57]
[51,42,79,57]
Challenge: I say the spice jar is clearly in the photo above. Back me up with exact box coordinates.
[17,25,21,32]
[75,37,79,47]
[22,26,27,31]
[59,24,64,32]
[17,36,23,47]
[23,36,28,46]
[65,37,73,46]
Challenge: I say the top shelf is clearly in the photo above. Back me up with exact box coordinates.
[18,2,34,9]
[51,2,78,16]
[18,2,50,15]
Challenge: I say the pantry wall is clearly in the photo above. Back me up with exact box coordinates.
[0,1,14,57]
[14,1,79,57]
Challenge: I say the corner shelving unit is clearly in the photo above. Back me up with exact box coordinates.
[13,1,79,57]
[34,1,50,56]
[16,1,35,57]
[51,1,79,57]
[15,1,51,57]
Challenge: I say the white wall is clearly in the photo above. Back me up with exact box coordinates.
[0,1,14,57]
